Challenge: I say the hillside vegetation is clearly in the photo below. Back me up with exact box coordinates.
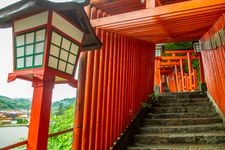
[0,95,76,111]
[0,96,30,110]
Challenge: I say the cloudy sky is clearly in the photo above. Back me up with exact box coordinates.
[0,1,77,101]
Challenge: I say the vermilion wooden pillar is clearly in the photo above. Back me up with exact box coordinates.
[197,52,207,91]
[27,76,55,150]
[72,53,87,150]
[154,57,161,93]
[100,31,110,150]
[105,32,114,148]
[88,7,100,150]
[81,51,94,150]
[180,59,185,91]
[187,52,193,91]
[198,52,205,83]
[174,65,179,92]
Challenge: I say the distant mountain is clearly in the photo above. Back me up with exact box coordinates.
[0,96,30,110]
[51,97,76,113]
[0,95,76,111]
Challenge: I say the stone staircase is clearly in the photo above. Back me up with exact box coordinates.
[128,92,225,150]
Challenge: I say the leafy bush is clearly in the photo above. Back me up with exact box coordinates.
[48,105,75,150]
[16,118,28,124]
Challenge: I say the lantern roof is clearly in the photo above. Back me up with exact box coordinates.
[0,0,101,51]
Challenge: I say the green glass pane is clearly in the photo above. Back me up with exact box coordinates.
[26,56,33,67]
[58,60,66,72]
[35,42,45,53]
[50,44,60,57]
[34,54,43,66]
[16,47,25,57]
[60,49,69,61]
[36,29,45,42]
[17,58,24,69]
[16,35,24,46]
[26,45,34,55]
[26,32,34,44]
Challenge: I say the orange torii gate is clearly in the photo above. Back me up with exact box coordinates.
[155,50,201,93]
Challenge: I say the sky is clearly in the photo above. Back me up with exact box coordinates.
[0,1,77,102]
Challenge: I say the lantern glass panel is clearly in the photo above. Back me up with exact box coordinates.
[34,54,43,66]
[60,49,69,61]
[26,56,33,67]
[62,38,71,50]
[15,28,46,70]
[36,30,45,42]
[51,32,61,46]
[17,47,24,57]
[66,64,74,75]
[58,60,66,72]
[26,33,34,44]
[48,31,79,75]
[26,45,34,55]
[17,58,24,68]
[70,43,79,55]
[35,42,45,53]
[68,54,76,64]
[16,35,24,46]
[48,56,58,69]
[50,45,60,57]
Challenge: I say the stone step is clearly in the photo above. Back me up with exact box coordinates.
[159,92,208,98]
[175,92,208,98]
[152,106,215,113]
[139,123,225,134]
[134,131,225,145]
[156,98,209,103]
[154,101,212,107]
[128,143,225,150]
[147,112,219,119]
[143,117,222,126]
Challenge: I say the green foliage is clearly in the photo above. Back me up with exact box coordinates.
[192,60,200,84]
[141,102,152,109]
[51,98,75,113]
[16,118,28,124]
[148,92,159,101]
[164,42,193,50]
[48,105,75,150]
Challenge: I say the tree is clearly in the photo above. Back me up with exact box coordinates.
[164,42,193,50]
[48,105,75,150]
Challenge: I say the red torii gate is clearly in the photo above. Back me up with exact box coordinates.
[154,50,203,93]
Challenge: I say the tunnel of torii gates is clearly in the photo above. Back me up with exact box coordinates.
[1,0,225,150]
[154,50,202,93]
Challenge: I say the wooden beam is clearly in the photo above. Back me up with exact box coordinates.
[161,56,199,60]
[91,0,225,43]
[160,62,181,66]
[91,0,225,28]
[165,50,194,54]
